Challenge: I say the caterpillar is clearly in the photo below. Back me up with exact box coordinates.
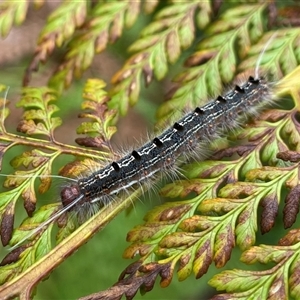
[61,76,270,209]
[60,33,276,212]
[4,76,273,252]
[2,35,276,251]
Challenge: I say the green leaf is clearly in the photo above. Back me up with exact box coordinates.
[210,236,300,299]
[240,28,300,77]
[16,87,61,138]
[0,1,29,37]
[76,79,117,148]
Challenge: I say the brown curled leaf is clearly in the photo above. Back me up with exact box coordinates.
[158,204,190,222]
[283,185,300,228]
[123,242,153,259]
[259,109,288,122]
[119,261,142,281]
[159,232,198,249]
[126,222,173,244]
[259,194,278,234]
[278,229,300,246]
[179,215,214,232]
[75,137,108,149]
[0,246,27,266]
[160,179,208,199]
[184,50,216,67]
[10,150,49,169]
[79,261,172,300]
[23,192,36,217]
[1,202,15,246]
[142,64,153,86]
[214,225,235,268]
[59,158,103,178]
[17,119,52,137]
[268,274,286,299]
[144,202,193,222]
[277,150,300,162]
[177,250,193,279]
[194,240,213,278]
[212,144,256,160]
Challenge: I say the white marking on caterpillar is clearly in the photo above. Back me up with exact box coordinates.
[5,36,277,251]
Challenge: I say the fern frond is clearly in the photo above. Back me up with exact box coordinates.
[16,87,61,138]
[24,1,88,85]
[110,1,212,117]
[157,3,267,126]
[48,1,143,93]
[75,78,117,150]
[0,81,113,252]
[0,189,141,299]
[91,53,300,300]
[210,230,300,299]
[0,77,128,298]
[239,28,300,77]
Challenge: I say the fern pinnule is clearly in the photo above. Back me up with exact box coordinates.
[210,238,300,299]
[239,28,300,79]
[24,1,87,86]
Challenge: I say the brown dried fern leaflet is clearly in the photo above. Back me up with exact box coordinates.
[259,193,278,234]
[80,261,172,300]
[283,184,300,229]
[24,1,87,86]
[277,150,300,162]
[0,201,14,246]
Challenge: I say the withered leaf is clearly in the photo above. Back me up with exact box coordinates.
[283,184,300,228]
[0,201,15,246]
[260,194,278,234]
[0,246,27,266]
[79,262,172,300]
[278,229,300,246]
[277,150,300,162]
[194,240,213,278]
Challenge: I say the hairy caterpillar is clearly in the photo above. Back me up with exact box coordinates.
[2,36,276,252]
[61,76,270,208]
[4,76,273,251]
